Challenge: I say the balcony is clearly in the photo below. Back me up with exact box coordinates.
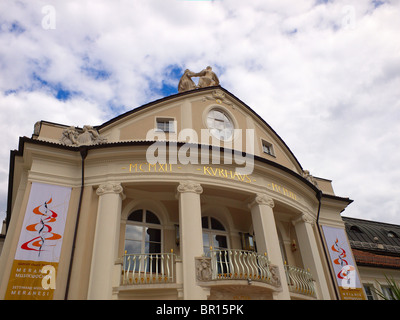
[117,250,316,299]
[207,249,280,286]
[284,263,316,298]
[122,252,176,285]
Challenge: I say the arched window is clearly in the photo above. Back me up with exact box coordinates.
[124,209,162,254]
[202,216,228,254]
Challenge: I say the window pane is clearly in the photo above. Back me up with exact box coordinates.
[203,232,211,256]
[157,119,174,132]
[202,217,208,229]
[156,121,165,131]
[213,235,228,249]
[144,242,161,253]
[145,228,161,242]
[128,210,143,222]
[214,111,224,121]
[124,240,142,254]
[125,225,142,241]
[363,285,375,300]
[382,286,394,300]
[145,241,161,254]
[214,120,224,130]
[203,232,210,247]
[211,217,225,231]
[146,211,160,224]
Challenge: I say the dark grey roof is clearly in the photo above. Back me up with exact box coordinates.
[343,216,400,255]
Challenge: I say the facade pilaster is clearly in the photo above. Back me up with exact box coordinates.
[177,181,209,300]
[87,182,125,300]
[249,193,290,299]
[292,214,331,299]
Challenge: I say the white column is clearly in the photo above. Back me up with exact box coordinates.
[292,214,331,300]
[177,181,209,300]
[87,182,125,300]
[249,193,290,299]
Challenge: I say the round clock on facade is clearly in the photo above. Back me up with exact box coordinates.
[206,109,234,141]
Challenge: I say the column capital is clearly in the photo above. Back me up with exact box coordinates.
[177,181,203,194]
[292,213,314,226]
[249,193,274,208]
[96,182,126,199]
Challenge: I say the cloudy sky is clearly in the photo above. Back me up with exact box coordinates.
[0,0,399,225]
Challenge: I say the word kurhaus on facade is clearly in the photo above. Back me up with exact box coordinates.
[0,81,369,300]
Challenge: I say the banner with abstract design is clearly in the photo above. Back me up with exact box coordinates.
[5,182,71,300]
[321,225,366,300]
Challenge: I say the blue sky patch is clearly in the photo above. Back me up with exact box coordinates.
[1,21,26,34]
[80,55,111,81]
[149,65,183,97]
[30,73,77,101]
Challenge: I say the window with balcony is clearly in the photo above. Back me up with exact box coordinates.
[202,216,228,255]
[122,210,175,285]
[124,209,162,255]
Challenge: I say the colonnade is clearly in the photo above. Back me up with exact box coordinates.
[87,181,330,300]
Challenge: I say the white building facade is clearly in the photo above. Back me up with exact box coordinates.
[0,83,367,300]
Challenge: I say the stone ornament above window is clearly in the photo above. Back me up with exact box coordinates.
[202,89,234,108]
[60,125,107,146]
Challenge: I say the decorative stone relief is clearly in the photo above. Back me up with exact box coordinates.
[96,182,125,199]
[177,181,203,194]
[302,170,319,187]
[195,257,212,281]
[202,89,234,107]
[269,265,281,287]
[178,66,220,93]
[33,121,41,137]
[60,125,107,146]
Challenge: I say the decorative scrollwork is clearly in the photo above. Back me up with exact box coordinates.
[177,181,203,194]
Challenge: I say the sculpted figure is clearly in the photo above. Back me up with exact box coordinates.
[196,66,220,88]
[77,125,107,145]
[60,125,106,146]
[302,170,319,187]
[60,126,78,145]
[178,66,220,92]
[178,69,197,93]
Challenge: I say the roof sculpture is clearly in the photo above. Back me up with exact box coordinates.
[178,66,220,93]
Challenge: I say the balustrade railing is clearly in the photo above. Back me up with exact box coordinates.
[209,249,273,284]
[122,252,175,285]
[121,250,316,298]
[284,263,316,297]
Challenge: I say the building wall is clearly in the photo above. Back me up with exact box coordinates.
[0,87,356,300]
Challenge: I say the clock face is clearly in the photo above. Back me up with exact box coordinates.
[206,109,234,141]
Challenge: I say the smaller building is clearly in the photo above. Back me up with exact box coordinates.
[343,217,400,300]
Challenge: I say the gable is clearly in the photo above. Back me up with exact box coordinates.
[98,86,303,174]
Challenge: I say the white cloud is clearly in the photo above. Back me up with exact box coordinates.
[0,0,399,225]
